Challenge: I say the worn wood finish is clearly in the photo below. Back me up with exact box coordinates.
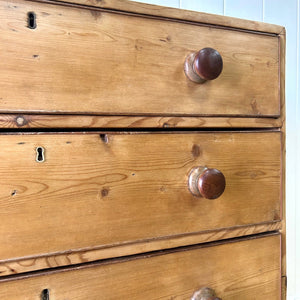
[0,221,281,276]
[0,0,279,117]
[32,0,284,34]
[0,234,281,299]
[0,114,283,128]
[0,132,281,263]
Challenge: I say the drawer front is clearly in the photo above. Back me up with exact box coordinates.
[0,132,281,261]
[0,0,279,117]
[0,235,281,299]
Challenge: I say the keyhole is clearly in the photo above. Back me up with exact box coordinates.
[27,12,36,29]
[36,147,45,163]
[41,289,50,300]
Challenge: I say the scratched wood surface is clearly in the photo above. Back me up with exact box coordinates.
[0,0,279,117]
[0,234,281,299]
[0,132,281,263]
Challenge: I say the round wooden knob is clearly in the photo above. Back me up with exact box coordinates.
[188,166,226,199]
[191,287,222,300]
[184,48,223,83]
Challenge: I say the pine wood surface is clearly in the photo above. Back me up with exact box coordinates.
[0,0,279,117]
[0,132,281,263]
[0,221,281,276]
[0,1,285,298]
[0,114,283,129]
[0,234,281,299]
[32,0,284,34]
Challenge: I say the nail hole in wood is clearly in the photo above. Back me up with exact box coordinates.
[27,12,36,29]
[41,289,49,300]
[36,146,45,163]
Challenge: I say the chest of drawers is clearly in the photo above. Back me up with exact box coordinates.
[0,0,285,299]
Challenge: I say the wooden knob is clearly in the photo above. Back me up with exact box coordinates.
[191,287,222,300]
[188,167,226,199]
[184,48,223,83]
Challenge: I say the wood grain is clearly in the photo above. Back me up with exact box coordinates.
[31,0,284,34]
[0,0,279,117]
[0,221,281,276]
[0,114,283,128]
[0,132,281,263]
[0,1,285,298]
[0,234,281,299]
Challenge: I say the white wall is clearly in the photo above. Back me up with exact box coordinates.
[130,0,300,298]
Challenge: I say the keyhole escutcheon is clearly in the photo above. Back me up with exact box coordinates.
[41,289,50,300]
[27,12,37,29]
[36,146,45,163]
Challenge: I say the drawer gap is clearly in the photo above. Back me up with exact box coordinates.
[0,127,281,133]
[0,231,279,283]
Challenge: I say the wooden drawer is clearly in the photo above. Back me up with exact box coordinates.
[0,131,281,262]
[0,0,279,117]
[0,234,281,299]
